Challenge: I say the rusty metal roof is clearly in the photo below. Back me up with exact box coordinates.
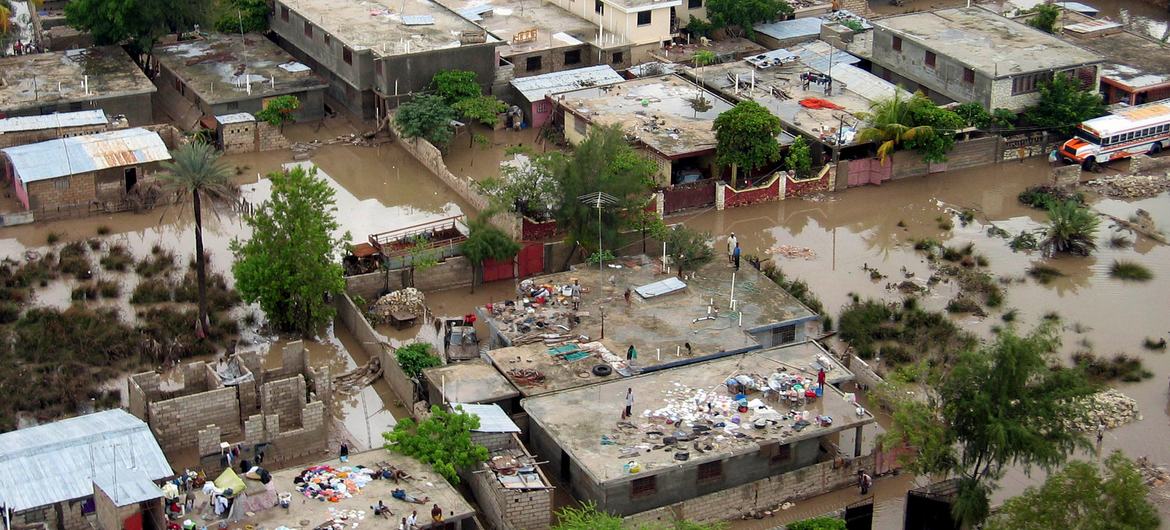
[1,127,171,184]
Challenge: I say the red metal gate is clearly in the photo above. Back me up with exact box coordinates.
[518,243,544,278]
[846,158,893,187]
[663,180,716,214]
[481,257,514,283]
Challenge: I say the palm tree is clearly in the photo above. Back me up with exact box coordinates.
[158,142,237,337]
[693,50,717,91]
[1040,200,1099,256]
[856,92,936,163]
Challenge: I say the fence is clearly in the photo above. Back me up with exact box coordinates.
[662,179,716,214]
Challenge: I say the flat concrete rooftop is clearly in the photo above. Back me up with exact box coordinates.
[559,75,735,158]
[423,359,519,404]
[239,449,475,527]
[875,7,1102,77]
[1058,12,1170,91]
[281,0,498,57]
[439,0,626,56]
[522,342,872,485]
[0,47,155,112]
[485,341,623,398]
[480,256,817,375]
[154,33,329,105]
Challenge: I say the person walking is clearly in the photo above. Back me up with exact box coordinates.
[859,470,872,495]
[727,233,738,264]
[732,243,741,271]
[1096,423,1105,450]
[622,388,634,420]
[624,287,632,305]
[570,279,581,310]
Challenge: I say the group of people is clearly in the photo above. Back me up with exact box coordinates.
[372,500,445,529]
[727,233,741,270]
[8,40,41,56]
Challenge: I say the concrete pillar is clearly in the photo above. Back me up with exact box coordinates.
[715,181,726,210]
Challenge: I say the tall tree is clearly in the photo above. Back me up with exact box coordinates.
[665,225,714,275]
[65,0,210,55]
[231,165,347,336]
[551,125,657,266]
[461,212,521,292]
[431,70,482,105]
[158,142,236,338]
[214,0,269,33]
[985,452,1160,530]
[1025,4,1061,34]
[395,95,458,147]
[879,324,1095,527]
[453,95,507,146]
[1023,73,1105,136]
[785,135,813,178]
[384,405,490,485]
[1040,200,1100,256]
[713,100,783,187]
[704,0,792,37]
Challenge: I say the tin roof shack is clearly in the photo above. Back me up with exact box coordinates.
[0,109,125,148]
[700,42,905,154]
[479,257,819,378]
[270,0,502,120]
[510,65,625,128]
[557,75,736,186]
[0,409,172,530]
[868,8,1102,113]
[456,403,554,530]
[1,127,170,211]
[423,360,521,412]
[237,449,475,530]
[1056,12,1170,106]
[151,33,329,126]
[439,0,632,79]
[0,47,155,125]
[522,343,875,516]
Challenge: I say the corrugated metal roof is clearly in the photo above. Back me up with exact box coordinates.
[402,15,435,26]
[1,127,171,184]
[511,65,625,103]
[457,5,493,22]
[92,469,164,507]
[216,112,255,125]
[453,403,520,433]
[0,110,108,133]
[754,17,823,42]
[0,409,173,512]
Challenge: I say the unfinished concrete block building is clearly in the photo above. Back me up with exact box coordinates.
[127,341,332,471]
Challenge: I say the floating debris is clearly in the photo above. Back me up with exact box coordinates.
[1066,389,1140,431]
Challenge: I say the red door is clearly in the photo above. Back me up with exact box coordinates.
[518,243,544,278]
[481,257,515,283]
[123,512,143,530]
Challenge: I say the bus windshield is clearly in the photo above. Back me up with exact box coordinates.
[1074,128,1101,146]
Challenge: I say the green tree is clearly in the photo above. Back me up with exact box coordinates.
[1040,200,1100,256]
[461,212,521,292]
[395,342,441,378]
[985,452,1160,530]
[858,92,963,163]
[879,324,1095,527]
[214,0,269,33]
[158,142,236,337]
[384,405,490,485]
[552,125,657,266]
[954,102,1015,131]
[705,0,793,37]
[693,50,717,91]
[785,135,813,178]
[786,516,846,530]
[685,16,714,38]
[65,0,209,55]
[1025,4,1061,34]
[255,95,301,130]
[453,95,507,145]
[478,150,559,219]
[714,100,783,187]
[431,70,482,105]
[395,95,458,147]
[231,166,347,336]
[665,225,714,275]
[1023,73,1106,136]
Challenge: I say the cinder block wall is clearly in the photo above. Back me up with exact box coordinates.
[147,386,241,452]
[466,433,553,530]
[261,375,307,429]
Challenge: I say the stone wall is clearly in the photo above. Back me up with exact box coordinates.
[59,499,89,530]
[467,434,553,530]
[624,452,876,526]
[257,121,290,151]
[1051,163,1082,187]
[1130,154,1170,174]
[147,386,241,453]
[221,121,257,153]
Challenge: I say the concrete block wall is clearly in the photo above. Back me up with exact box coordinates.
[261,375,307,429]
[470,431,514,453]
[257,122,290,151]
[128,372,156,420]
[467,433,553,530]
[59,499,89,530]
[25,173,97,210]
[0,123,111,149]
[221,121,257,153]
[147,386,241,453]
[198,424,223,457]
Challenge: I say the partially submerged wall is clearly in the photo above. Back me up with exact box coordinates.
[344,256,474,300]
[333,294,418,411]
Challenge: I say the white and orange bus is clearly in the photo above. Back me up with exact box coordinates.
[1060,99,1170,170]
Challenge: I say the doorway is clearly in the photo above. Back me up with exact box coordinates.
[124,167,138,192]
[560,450,571,482]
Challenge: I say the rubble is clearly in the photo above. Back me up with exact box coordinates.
[1081,174,1170,199]
[765,245,818,260]
[1066,389,1140,431]
[369,288,426,324]
[1136,456,1170,491]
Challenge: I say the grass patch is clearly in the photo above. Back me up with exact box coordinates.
[0,301,20,324]
[1027,264,1065,284]
[96,279,121,298]
[1009,232,1038,251]
[1018,185,1084,210]
[71,284,98,301]
[757,259,826,316]
[86,239,102,251]
[173,271,241,312]
[1072,352,1153,383]
[130,278,172,304]
[1109,235,1131,249]
[1001,309,1018,322]
[1143,337,1167,351]
[57,241,92,279]
[1110,260,1152,281]
[913,238,942,251]
[946,295,985,315]
[96,225,111,236]
[135,250,176,278]
[937,216,953,231]
[46,232,63,245]
[100,245,134,272]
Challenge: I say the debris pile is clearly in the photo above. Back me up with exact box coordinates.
[1066,389,1139,430]
[333,357,384,393]
[1081,174,1170,199]
[370,288,425,323]
[765,245,817,260]
[1136,456,1170,493]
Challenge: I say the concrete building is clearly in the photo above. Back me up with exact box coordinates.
[1,128,171,211]
[151,33,329,127]
[1058,15,1170,106]
[0,110,125,148]
[0,47,156,124]
[510,65,624,127]
[423,359,521,412]
[523,342,876,516]
[869,8,1102,112]
[0,409,172,530]
[440,0,633,81]
[270,0,502,119]
[457,403,554,530]
[557,75,736,185]
[541,0,677,62]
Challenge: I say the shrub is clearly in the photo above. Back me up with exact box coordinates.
[46,232,62,245]
[1110,260,1152,281]
[0,302,20,324]
[1073,352,1153,382]
[1142,337,1167,351]
[96,225,111,236]
[135,250,176,278]
[1027,264,1064,284]
[1109,235,1131,249]
[1018,185,1083,210]
[1010,232,1038,251]
[71,284,98,301]
[787,516,846,530]
[130,278,172,304]
[100,245,134,272]
[58,242,92,278]
[396,343,441,378]
[96,279,121,298]
[946,296,983,315]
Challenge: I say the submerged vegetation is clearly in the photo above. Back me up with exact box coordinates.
[838,298,976,366]
[1109,260,1152,281]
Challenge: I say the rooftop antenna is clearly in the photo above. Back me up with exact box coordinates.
[579,191,618,322]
